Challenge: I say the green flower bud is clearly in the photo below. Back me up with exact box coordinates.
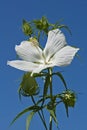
[19,73,39,96]
[41,16,49,31]
[22,19,32,36]
[47,97,56,110]
[60,90,76,107]
[33,16,49,33]
[47,101,56,110]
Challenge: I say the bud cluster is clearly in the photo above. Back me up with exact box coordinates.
[22,16,70,41]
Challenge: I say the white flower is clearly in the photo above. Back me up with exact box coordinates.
[7,29,79,75]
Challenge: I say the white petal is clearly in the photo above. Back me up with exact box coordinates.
[51,46,79,66]
[43,29,67,61]
[7,60,54,75]
[15,41,43,63]
[32,63,54,74]
[7,60,40,72]
[32,65,47,74]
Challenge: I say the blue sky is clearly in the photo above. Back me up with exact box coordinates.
[0,0,87,130]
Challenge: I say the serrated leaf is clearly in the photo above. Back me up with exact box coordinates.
[54,72,67,89]
[26,111,35,130]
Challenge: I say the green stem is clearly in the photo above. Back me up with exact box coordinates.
[48,68,53,130]
[49,68,53,99]
[49,116,52,130]
[31,96,48,130]
[41,109,46,126]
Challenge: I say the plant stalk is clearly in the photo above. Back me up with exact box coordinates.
[31,96,48,130]
[48,68,53,130]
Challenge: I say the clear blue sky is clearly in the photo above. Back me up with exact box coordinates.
[0,0,87,130]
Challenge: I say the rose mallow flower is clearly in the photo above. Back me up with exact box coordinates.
[7,29,79,75]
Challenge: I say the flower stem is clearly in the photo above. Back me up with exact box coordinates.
[31,96,48,130]
[49,116,52,130]
[49,68,53,99]
[48,68,53,130]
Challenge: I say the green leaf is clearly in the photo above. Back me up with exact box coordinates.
[10,105,40,126]
[26,111,35,130]
[53,72,67,89]
[47,108,58,127]
[10,107,30,126]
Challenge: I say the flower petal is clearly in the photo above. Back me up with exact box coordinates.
[32,63,54,74]
[51,46,79,66]
[15,41,43,63]
[7,60,54,75]
[43,29,67,61]
[7,60,40,72]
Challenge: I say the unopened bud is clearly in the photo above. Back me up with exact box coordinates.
[60,90,76,107]
[33,16,49,33]
[19,73,39,96]
[22,19,32,36]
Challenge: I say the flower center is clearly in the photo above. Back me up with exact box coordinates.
[42,52,52,65]
[64,94,72,99]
